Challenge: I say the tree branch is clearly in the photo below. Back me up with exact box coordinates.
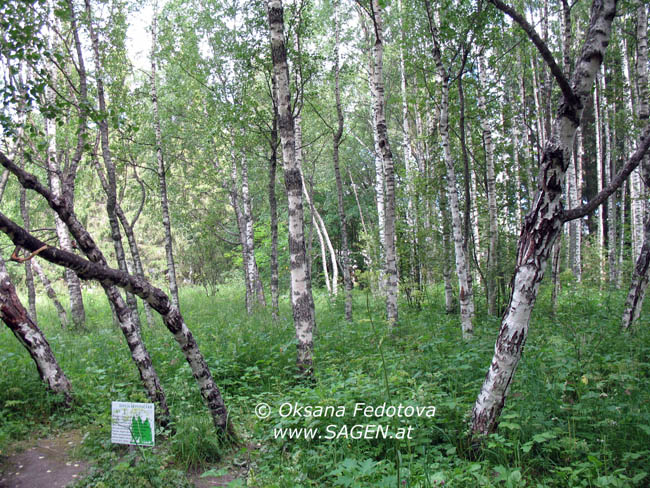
[563,124,650,222]
[488,0,578,107]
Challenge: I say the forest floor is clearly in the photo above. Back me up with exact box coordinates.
[0,282,648,487]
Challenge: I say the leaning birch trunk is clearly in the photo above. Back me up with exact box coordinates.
[85,1,142,330]
[92,158,154,327]
[118,172,155,328]
[621,213,649,329]
[32,259,68,328]
[267,0,316,375]
[296,111,337,295]
[369,0,398,325]
[471,0,617,437]
[151,10,180,311]
[621,162,649,329]
[478,57,499,316]
[0,258,72,403]
[301,175,338,296]
[333,0,352,320]
[0,153,231,434]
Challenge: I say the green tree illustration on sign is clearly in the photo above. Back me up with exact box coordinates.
[130,416,153,445]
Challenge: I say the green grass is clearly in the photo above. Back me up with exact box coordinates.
[0,281,648,487]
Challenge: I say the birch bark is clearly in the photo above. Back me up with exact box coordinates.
[0,258,71,403]
[478,58,499,315]
[425,1,474,338]
[0,153,233,434]
[334,0,352,320]
[267,0,316,374]
[621,158,649,329]
[472,0,618,436]
[151,9,180,311]
[268,89,280,321]
[369,0,398,325]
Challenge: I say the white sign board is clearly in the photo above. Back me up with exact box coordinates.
[111,402,155,446]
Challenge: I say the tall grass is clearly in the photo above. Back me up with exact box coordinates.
[0,281,648,487]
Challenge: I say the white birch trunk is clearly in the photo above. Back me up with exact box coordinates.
[574,128,584,281]
[471,0,617,436]
[240,151,266,306]
[602,73,617,284]
[0,258,72,403]
[229,155,253,313]
[369,0,398,325]
[44,94,85,330]
[622,157,649,329]
[425,1,473,337]
[398,0,417,286]
[333,0,353,320]
[595,73,606,282]
[267,0,316,374]
[478,58,499,315]
[151,10,180,311]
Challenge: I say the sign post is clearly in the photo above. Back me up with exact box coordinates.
[111,402,155,446]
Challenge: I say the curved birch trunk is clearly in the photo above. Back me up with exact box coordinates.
[301,175,338,296]
[621,197,649,329]
[0,258,71,403]
[471,0,618,437]
[267,0,316,375]
[0,153,232,433]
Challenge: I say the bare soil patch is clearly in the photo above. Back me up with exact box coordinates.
[0,430,88,488]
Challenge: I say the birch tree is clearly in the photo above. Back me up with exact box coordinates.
[0,257,72,403]
[333,0,352,320]
[151,7,181,311]
[471,0,620,437]
[424,0,474,339]
[0,151,233,435]
[267,0,316,375]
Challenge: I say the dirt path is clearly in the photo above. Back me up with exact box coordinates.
[0,430,88,488]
